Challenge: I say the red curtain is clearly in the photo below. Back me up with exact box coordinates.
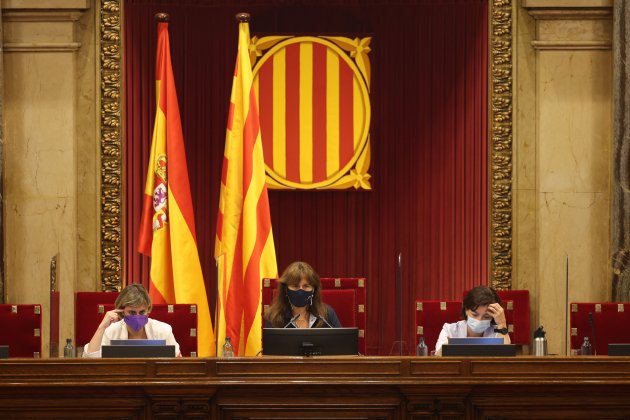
[124,0,488,355]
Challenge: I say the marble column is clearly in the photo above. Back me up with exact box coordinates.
[0,7,4,304]
[522,0,613,355]
[2,0,94,356]
[611,0,630,302]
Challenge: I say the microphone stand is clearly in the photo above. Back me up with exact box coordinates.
[389,253,407,355]
[564,254,569,355]
[588,312,597,356]
[397,253,402,355]
[283,314,300,328]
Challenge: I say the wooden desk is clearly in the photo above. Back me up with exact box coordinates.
[1,356,630,418]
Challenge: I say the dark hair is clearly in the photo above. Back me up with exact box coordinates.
[265,261,328,327]
[461,286,502,324]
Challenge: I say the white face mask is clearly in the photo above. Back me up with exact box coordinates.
[467,317,491,333]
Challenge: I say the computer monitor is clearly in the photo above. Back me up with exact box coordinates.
[102,344,175,358]
[608,344,630,356]
[263,328,359,356]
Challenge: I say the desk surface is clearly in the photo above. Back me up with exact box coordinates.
[1,356,630,418]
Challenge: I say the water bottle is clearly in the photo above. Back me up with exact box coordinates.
[223,337,235,358]
[532,326,548,356]
[581,336,593,356]
[63,338,75,358]
[416,336,428,356]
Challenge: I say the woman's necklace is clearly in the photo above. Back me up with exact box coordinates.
[294,313,309,328]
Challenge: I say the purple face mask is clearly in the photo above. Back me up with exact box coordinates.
[124,314,148,332]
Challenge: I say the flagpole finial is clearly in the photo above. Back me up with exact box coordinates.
[155,12,170,22]
[235,12,251,23]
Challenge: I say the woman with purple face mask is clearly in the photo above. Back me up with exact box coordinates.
[265,262,342,329]
[434,286,511,356]
[83,284,181,357]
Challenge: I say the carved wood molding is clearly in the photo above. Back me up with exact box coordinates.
[99,0,123,291]
[489,0,513,289]
[98,1,514,290]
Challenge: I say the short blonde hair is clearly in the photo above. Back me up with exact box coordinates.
[115,284,152,313]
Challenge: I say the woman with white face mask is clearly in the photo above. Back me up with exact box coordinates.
[434,286,510,356]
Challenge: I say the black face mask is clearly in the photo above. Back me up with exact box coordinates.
[286,289,314,308]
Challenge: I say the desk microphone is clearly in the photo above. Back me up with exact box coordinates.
[283,314,300,328]
[588,312,597,356]
[315,314,333,328]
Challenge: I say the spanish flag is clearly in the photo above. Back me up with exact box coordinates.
[138,20,215,357]
[215,15,278,356]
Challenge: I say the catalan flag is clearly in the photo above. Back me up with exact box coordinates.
[215,16,278,356]
[138,20,215,357]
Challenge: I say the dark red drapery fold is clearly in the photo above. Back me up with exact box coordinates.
[123,0,488,355]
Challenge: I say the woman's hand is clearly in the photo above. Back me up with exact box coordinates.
[99,309,123,330]
[486,303,507,327]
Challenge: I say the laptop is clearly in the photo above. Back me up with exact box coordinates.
[608,344,630,356]
[102,339,174,358]
[448,337,504,345]
[110,339,166,346]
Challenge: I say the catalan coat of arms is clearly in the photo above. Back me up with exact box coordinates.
[251,35,372,190]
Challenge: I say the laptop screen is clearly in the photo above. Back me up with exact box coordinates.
[110,339,166,346]
[102,344,175,357]
[448,337,503,345]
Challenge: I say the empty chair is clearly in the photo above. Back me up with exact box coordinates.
[570,302,630,355]
[0,304,42,357]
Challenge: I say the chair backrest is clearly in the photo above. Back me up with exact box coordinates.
[75,292,118,349]
[496,290,531,345]
[100,303,198,357]
[75,292,198,356]
[262,277,367,354]
[570,302,630,355]
[416,299,515,352]
[415,300,461,353]
[0,304,42,357]
[459,289,529,346]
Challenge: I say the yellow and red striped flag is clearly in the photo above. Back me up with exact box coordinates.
[138,20,215,357]
[215,16,278,356]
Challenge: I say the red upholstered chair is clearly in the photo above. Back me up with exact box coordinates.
[496,290,531,346]
[415,300,461,353]
[75,292,198,356]
[0,304,42,357]
[262,277,367,354]
[100,303,198,357]
[416,299,515,353]
[570,302,630,355]
[75,292,118,349]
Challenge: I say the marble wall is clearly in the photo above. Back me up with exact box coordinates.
[2,0,96,356]
[519,0,613,355]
